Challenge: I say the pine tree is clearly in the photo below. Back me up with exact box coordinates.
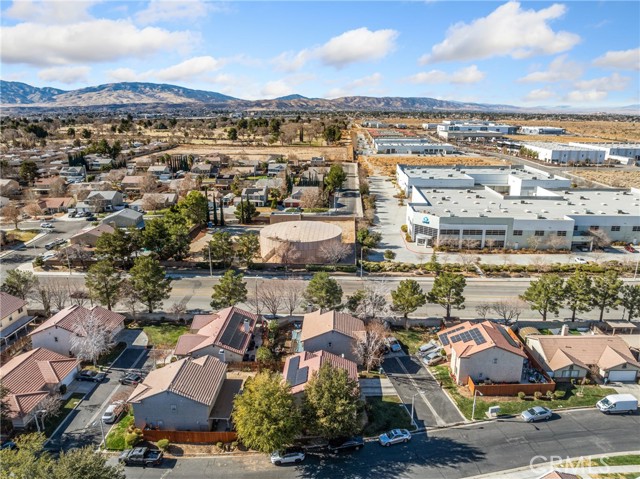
[219,197,225,226]
[212,200,218,226]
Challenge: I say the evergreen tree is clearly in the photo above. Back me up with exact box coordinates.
[520,274,565,321]
[590,269,623,322]
[211,270,248,309]
[129,257,172,313]
[563,272,592,322]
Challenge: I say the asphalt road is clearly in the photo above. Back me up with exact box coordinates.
[112,409,640,479]
[334,162,361,217]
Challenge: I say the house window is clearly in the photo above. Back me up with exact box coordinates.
[633,226,640,232]
[462,229,482,236]
[534,230,545,237]
[513,230,523,236]
[589,225,600,231]
[622,363,627,369]
[611,226,621,232]
[556,231,567,237]
[485,230,505,236]
[492,358,498,364]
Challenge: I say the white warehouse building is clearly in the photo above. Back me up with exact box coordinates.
[522,142,606,164]
[373,137,454,155]
[436,121,518,141]
[519,126,566,135]
[403,167,640,251]
[568,143,640,165]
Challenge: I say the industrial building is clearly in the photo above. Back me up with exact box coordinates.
[260,221,344,264]
[519,126,566,135]
[568,143,640,165]
[522,142,606,164]
[372,137,455,155]
[436,121,518,141]
[402,166,640,250]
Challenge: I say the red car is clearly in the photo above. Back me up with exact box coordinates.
[625,244,638,253]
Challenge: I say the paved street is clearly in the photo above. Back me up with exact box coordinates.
[112,409,640,479]
[383,355,465,428]
[334,162,362,217]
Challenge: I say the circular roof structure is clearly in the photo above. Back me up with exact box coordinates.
[261,221,342,243]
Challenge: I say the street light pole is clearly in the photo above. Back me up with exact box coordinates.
[208,242,213,277]
[472,388,484,421]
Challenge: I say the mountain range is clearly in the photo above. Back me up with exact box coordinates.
[0,81,636,114]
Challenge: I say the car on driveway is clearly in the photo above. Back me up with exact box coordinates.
[76,369,107,382]
[102,402,127,424]
[385,337,402,353]
[521,406,553,423]
[119,372,143,385]
[574,257,588,264]
[40,222,54,228]
[270,447,305,465]
[378,429,411,446]
[625,243,638,253]
[327,436,364,453]
[420,350,445,366]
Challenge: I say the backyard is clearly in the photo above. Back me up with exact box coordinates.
[132,323,190,349]
[431,365,617,420]
[392,327,435,355]
[363,395,413,436]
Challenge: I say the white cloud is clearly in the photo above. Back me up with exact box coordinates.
[106,68,140,82]
[4,0,98,24]
[326,73,383,98]
[523,88,556,102]
[38,66,91,84]
[565,90,608,103]
[154,56,223,81]
[1,20,195,66]
[316,28,398,68]
[593,48,640,71]
[420,2,580,64]
[518,55,583,83]
[261,80,296,99]
[273,27,398,71]
[574,73,630,92]
[135,0,214,25]
[407,65,485,84]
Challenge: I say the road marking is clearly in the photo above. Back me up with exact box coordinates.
[394,357,447,427]
[423,362,467,422]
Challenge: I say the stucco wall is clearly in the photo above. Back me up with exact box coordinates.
[455,347,524,385]
[303,331,360,364]
[133,392,215,431]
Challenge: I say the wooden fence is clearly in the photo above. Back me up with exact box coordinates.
[142,429,237,444]
[468,376,556,397]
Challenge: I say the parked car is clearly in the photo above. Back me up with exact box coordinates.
[574,257,588,264]
[625,244,638,253]
[327,436,364,453]
[385,337,402,353]
[418,341,439,354]
[596,394,638,414]
[85,215,97,221]
[40,252,57,261]
[102,402,127,424]
[420,350,445,366]
[119,372,143,385]
[521,406,553,422]
[40,222,54,228]
[378,429,411,446]
[119,447,163,467]
[270,447,305,465]
[76,369,107,382]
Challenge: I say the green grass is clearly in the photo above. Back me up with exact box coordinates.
[431,365,617,420]
[601,455,640,466]
[7,229,39,242]
[139,324,189,349]
[105,411,134,450]
[97,341,127,366]
[591,474,639,479]
[43,393,85,437]
[392,327,432,355]
[362,396,413,436]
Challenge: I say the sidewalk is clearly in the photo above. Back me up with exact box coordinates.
[0,231,48,259]
[360,377,396,396]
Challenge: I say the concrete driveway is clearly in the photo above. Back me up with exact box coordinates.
[383,355,465,428]
[610,382,640,401]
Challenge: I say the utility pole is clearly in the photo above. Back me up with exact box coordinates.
[208,242,213,277]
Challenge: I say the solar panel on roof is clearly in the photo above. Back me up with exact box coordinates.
[285,356,300,386]
[218,312,252,351]
[295,367,309,386]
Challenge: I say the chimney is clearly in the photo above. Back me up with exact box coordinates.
[243,319,250,334]
[218,349,226,362]
[561,325,569,336]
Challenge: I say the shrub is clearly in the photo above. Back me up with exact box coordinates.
[58,384,67,395]
[401,225,408,233]
[157,439,170,451]
[216,441,224,450]
[384,250,396,261]
[405,233,412,242]
[517,392,526,400]
[230,441,238,451]
[533,391,543,400]
[554,390,566,400]
[124,428,143,447]
[546,390,554,400]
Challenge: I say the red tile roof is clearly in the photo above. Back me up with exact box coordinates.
[0,292,27,319]
[0,348,79,418]
[439,321,527,359]
[30,305,124,336]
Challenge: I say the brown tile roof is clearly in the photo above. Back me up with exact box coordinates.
[0,292,27,319]
[539,472,580,479]
[0,348,79,418]
[38,197,74,209]
[300,310,365,342]
[283,350,359,395]
[70,223,115,240]
[528,335,640,372]
[174,307,258,356]
[547,349,589,371]
[439,321,527,359]
[30,305,124,336]
[128,355,227,405]
[121,175,144,185]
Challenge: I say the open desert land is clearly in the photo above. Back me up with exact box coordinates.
[504,134,607,143]
[362,154,503,176]
[514,119,640,142]
[572,170,640,189]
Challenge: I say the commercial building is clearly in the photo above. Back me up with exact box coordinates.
[372,137,454,155]
[402,165,640,250]
[436,121,517,141]
[568,143,640,165]
[521,142,606,164]
[519,126,565,135]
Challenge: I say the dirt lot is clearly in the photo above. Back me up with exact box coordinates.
[572,170,640,188]
[362,154,503,176]
[505,134,605,143]
[514,120,640,142]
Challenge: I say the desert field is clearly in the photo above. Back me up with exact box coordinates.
[513,120,640,142]
[362,154,503,176]
[572,170,640,188]
[504,135,605,143]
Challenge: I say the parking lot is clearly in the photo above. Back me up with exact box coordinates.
[383,354,465,428]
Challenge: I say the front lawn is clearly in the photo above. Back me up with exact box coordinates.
[392,327,433,355]
[7,229,39,243]
[431,365,617,420]
[363,395,413,436]
[43,393,85,437]
[104,411,134,450]
[138,323,189,349]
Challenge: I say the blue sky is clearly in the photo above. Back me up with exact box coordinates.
[1,1,639,106]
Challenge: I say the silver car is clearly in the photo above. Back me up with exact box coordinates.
[378,429,411,446]
[270,447,305,465]
[521,406,553,422]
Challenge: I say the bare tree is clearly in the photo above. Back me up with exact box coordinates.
[476,303,492,320]
[590,229,612,250]
[273,239,301,273]
[1,204,21,229]
[526,235,544,251]
[49,177,67,197]
[319,242,352,264]
[261,283,283,317]
[530,256,549,273]
[458,253,477,273]
[35,394,62,431]
[23,201,43,218]
[140,173,158,193]
[30,281,53,317]
[119,279,139,319]
[142,194,165,212]
[348,281,391,321]
[283,281,305,317]
[42,281,69,312]
[490,299,525,323]
[245,279,263,316]
[300,188,325,208]
[353,321,387,373]
[177,173,200,198]
[70,309,112,366]
[104,168,127,187]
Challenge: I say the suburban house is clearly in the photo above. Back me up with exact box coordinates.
[191,163,215,178]
[33,177,58,195]
[37,197,75,214]
[59,166,86,180]
[0,348,80,429]
[283,350,358,396]
[69,223,115,247]
[30,305,125,357]
[85,190,124,212]
[0,292,34,350]
[526,333,640,382]
[128,355,242,431]
[121,175,147,194]
[300,310,365,363]
[102,208,145,229]
[215,174,236,188]
[283,186,320,208]
[85,154,113,171]
[439,321,527,386]
[310,156,325,166]
[174,307,259,362]
[267,163,288,176]
[129,192,178,212]
[147,165,172,180]
[240,187,268,207]
[0,179,20,196]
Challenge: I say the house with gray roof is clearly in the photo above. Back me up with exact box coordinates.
[102,208,144,229]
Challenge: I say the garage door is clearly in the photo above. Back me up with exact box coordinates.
[608,370,638,382]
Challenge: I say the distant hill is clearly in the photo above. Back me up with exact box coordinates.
[274,94,309,101]
[0,81,67,104]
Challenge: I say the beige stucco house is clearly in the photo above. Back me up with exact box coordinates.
[0,292,33,348]
[300,310,365,364]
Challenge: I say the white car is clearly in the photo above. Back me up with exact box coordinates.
[574,257,588,264]
[378,429,411,446]
[40,222,54,228]
[270,447,305,465]
[521,406,553,423]
[102,402,126,424]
